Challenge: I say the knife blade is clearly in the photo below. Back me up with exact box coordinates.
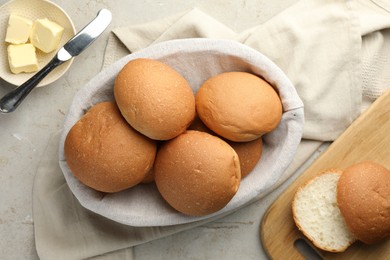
[0,9,112,114]
[59,8,112,61]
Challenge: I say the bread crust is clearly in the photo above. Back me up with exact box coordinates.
[154,130,241,216]
[114,58,195,140]
[195,72,282,142]
[337,161,390,244]
[188,114,263,178]
[227,138,263,178]
[292,169,356,252]
[64,102,157,193]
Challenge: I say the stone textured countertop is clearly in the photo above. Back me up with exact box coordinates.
[0,0,318,259]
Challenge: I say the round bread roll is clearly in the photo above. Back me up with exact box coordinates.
[114,58,196,140]
[196,71,283,142]
[188,115,263,177]
[337,161,390,244]
[141,167,155,184]
[154,130,241,216]
[187,115,214,134]
[227,138,263,178]
[64,102,157,193]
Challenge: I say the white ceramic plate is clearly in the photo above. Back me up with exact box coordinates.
[59,38,305,227]
[0,0,75,87]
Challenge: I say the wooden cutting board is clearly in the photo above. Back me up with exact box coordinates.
[260,88,390,259]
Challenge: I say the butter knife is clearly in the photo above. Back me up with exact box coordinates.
[0,8,112,113]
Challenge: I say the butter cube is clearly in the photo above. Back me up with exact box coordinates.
[31,18,64,53]
[5,14,33,44]
[7,44,39,74]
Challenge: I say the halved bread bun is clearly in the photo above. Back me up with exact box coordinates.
[292,170,357,252]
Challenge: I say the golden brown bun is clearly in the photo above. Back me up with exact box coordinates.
[141,167,155,184]
[188,114,262,177]
[337,161,390,244]
[114,58,195,140]
[196,72,282,142]
[64,102,157,193]
[154,130,241,216]
[187,115,214,134]
[227,138,263,178]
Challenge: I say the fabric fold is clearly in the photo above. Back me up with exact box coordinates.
[106,0,367,141]
[240,0,362,141]
[34,133,321,260]
[33,0,390,259]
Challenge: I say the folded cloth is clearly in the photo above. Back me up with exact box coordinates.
[34,0,390,259]
[58,38,305,227]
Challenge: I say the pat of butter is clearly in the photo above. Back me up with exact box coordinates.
[7,44,39,74]
[5,14,33,44]
[31,18,64,53]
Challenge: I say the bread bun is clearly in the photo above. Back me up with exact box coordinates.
[196,72,282,142]
[141,167,155,184]
[64,102,157,193]
[227,138,263,178]
[140,141,165,184]
[292,170,357,252]
[188,115,263,177]
[154,130,241,216]
[114,58,196,140]
[337,161,390,244]
[187,115,214,134]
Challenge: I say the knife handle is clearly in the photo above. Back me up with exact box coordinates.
[0,57,64,113]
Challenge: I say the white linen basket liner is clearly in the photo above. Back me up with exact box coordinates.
[59,38,304,226]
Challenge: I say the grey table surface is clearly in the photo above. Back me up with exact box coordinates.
[0,0,326,259]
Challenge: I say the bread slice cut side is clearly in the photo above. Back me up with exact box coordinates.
[292,171,357,252]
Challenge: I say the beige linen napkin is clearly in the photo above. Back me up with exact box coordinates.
[34,0,390,259]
